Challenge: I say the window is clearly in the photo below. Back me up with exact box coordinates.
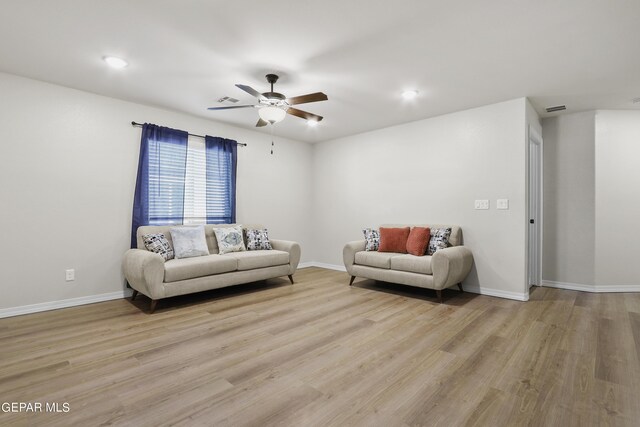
[132,123,237,247]
[147,135,187,226]
[183,137,207,224]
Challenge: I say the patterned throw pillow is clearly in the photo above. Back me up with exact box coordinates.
[245,228,272,251]
[363,228,380,251]
[427,228,452,255]
[170,225,210,259]
[213,225,247,254]
[142,233,174,261]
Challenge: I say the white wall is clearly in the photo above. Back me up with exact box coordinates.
[311,98,530,299]
[541,110,640,291]
[541,112,596,285]
[594,111,640,287]
[0,72,313,311]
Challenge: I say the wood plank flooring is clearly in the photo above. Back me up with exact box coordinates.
[1,267,639,426]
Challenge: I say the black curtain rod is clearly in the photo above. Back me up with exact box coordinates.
[131,121,247,146]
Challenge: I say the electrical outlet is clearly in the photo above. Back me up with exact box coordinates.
[496,199,509,210]
[474,200,489,210]
[65,269,75,282]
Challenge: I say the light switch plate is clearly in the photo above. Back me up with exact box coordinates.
[474,200,489,210]
[65,269,75,281]
[496,199,509,210]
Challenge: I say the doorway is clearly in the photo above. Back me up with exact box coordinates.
[528,126,543,287]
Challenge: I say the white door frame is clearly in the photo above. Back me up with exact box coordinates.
[527,126,543,287]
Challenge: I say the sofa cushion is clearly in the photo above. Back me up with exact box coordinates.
[164,255,237,283]
[390,254,433,275]
[354,251,397,269]
[223,250,289,271]
[378,227,410,253]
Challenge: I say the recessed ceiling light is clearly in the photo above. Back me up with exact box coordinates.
[103,56,128,69]
[402,90,419,100]
[307,120,319,127]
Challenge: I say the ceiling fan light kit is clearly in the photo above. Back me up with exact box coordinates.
[258,105,286,124]
[208,74,328,127]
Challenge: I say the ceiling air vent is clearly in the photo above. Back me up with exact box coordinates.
[217,96,239,103]
[545,105,566,113]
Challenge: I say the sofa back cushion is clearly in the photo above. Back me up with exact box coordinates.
[380,224,463,247]
[137,223,263,254]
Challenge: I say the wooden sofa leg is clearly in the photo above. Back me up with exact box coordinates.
[436,290,443,303]
[288,274,295,285]
[349,276,356,286]
[149,300,158,314]
[131,290,138,301]
[457,283,464,292]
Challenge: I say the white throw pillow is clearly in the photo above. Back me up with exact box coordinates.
[169,226,209,259]
[213,225,246,254]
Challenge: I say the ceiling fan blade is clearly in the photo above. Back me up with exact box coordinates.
[287,107,324,122]
[235,84,267,101]
[256,118,268,127]
[207,105,256,110]
[287,92,328,105]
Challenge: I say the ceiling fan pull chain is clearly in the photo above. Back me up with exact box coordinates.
[270,124,275,155]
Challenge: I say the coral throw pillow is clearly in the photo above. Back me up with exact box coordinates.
[378,227,410,253]
[406,227,431,256]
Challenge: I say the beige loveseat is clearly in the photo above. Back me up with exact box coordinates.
[123,224,300,312]
[343,224,473,302]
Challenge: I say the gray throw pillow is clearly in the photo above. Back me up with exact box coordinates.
[169,226,209,259]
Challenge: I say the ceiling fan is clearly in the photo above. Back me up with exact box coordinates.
[208,74,328,127]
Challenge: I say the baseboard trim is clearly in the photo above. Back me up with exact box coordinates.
[298,262,347,272]
[297,262,315,269]
[0,289,133,319]
[462,285,529,301]
[541,280,640,293]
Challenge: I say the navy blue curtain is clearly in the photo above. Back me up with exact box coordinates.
[204,136,237,224]
[131,123,188,247]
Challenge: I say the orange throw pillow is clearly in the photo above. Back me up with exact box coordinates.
[406,227,431,256]
[378,227,410,253]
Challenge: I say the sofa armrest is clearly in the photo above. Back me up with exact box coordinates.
[122,249,166,299]
[270,239,301,274]
[343,240,366,275]
[432,246,474,290]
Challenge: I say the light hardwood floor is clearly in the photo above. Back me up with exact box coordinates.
[1,267,639,426]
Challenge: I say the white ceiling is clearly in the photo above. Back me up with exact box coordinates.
[1,0,639,143]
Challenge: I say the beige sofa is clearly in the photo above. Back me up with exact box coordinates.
[123,224,300,312]
[343,224,473,302]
